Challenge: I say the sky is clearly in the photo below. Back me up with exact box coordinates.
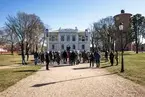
[0,0,145,30]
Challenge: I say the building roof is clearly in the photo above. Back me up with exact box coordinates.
[49,28,85,33]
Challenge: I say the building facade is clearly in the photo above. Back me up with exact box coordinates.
[47,28,91,52]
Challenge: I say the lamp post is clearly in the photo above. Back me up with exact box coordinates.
[45,29,49,52]
[119,23,124,72]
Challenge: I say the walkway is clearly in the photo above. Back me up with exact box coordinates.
[0,63,145,97]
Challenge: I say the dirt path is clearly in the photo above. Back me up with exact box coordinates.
[0,63,145,97]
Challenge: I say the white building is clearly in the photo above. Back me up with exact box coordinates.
[47,27,91,52]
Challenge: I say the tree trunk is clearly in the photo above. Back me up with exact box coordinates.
[10,33,14,55]
[36,44,38,52]
[41,37,45,52]
[135,27,138,54]
[108,35,110,51]
[32,44,35,54]
[112,40,115,52]
[21,41,26,65]
[25,42,29,61]
[11,42,14,55]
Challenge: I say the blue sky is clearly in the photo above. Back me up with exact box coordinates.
[0,0,145,30]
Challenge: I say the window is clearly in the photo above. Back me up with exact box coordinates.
[61,36,65,41]
[52,45,55,50]
[49,35,58,41]
[73,45,75,50]
[61,44,64,49]
[72,35,76,41]
[82,45,85,49]
[79,35,82,41]
[86,36,88,41]
[49,37,51,41]
[82,36,85,41]
[67,35,70,41]
[52,36,55,41]
[79,35,86,41]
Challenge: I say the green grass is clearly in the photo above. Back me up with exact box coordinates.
[101,51,145,86]
[0,65,41,92]
[0,54,34,66]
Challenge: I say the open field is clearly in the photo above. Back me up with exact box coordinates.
[0,65,41,92]
[0,54,42,92]
[0,54,34,66]
[101,51,145,87]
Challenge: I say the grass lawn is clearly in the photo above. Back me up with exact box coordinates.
[0,54,34,66]
[0,65,41,92]
[101,51,145,86]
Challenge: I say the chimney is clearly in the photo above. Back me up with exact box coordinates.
[75,27,78,31]
[121,10,125,14]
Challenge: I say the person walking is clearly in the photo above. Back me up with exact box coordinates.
[34,52,38,65]
[45,52,50,70]
[63,51,67,64]
[115,51,119,65]
[69,51,73,65]
[78,52,82,63]
[49,51,53,64]
[69,51,76,65]
[72,51,76,65]
[56,52,61,65]
[89,52,94,67]
[75,51,79,65]
[94,51,101,68]
[109,51,114,66]
[40,52,45,64]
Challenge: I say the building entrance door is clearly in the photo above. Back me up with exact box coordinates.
[66,45,71,51]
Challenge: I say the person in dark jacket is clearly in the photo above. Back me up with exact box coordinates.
[109,51,114,66]
[56,52,61,65]
[34,52,38,65]
[72,51,76,65]
[45,52,50,70]
[63,51,67,64]
[94,51,101,67]
[89,52,94,67]
[49,51,53,64]
[40,52,45,64]
[69,51,76,65]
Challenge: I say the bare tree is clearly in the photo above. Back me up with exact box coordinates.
[5,12,45,64]
[93,16,116,51]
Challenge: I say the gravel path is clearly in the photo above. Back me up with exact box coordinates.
[0,63,145,97]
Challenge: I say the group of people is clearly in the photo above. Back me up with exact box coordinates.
[33,51,91,70]
[33,50,119,70]
[85,50,119,68]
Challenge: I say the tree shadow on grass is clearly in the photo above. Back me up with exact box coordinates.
[52,64,72,67]
[15,62,31,65]
[10,61,17,62]
[101,65,112,68]
[73,67,90,70]
[32,72,117,87]
[0,64,9,66]
[123,53,134,56]
[14,70,37,72]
